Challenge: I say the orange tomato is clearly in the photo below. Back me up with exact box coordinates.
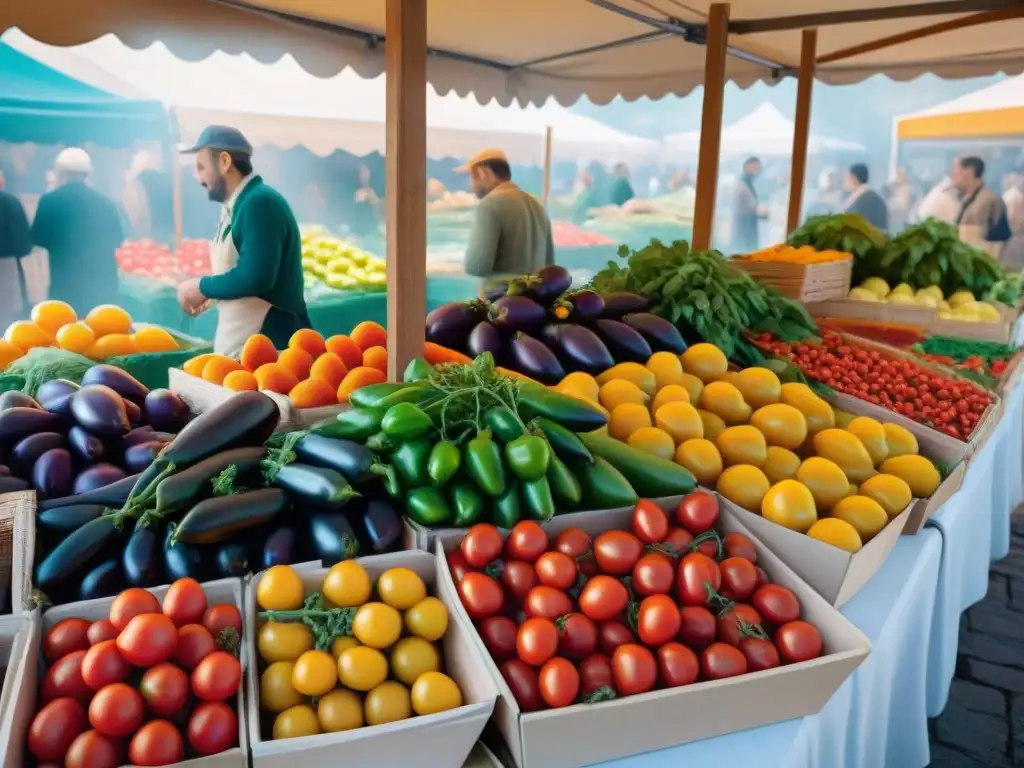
[350,321,386,351]
[255,363,299,395]
[278,348,314,381]
[362,346,388,373]
[183,353,216,377]
[4,321,54,352]
[290,378,338,409]
[87,334,138,360]
[325,335,363,370]
[31,300,77,336]
[201,356,243,385]
[84,305,132,337]
[240,334,278,372]
[309,353,348,389]
[337,366,386,403]
[56,322,96,355]
[289,329,327,359]
[222,370,259,392]
[132,327,179,353]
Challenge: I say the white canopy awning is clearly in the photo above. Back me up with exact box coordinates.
[895,74,1024,141]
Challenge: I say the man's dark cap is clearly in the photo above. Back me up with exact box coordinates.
[181,126,253,155]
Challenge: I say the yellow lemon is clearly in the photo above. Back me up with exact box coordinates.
[609,403,652,442]
[674,439,723,485]
[646,351,684,390]
[653,401,703,444]
[627,427,676,460]
[733,367,782,409]
[681,343,728,383]
[807,518,863,553]
[599,379,649,411]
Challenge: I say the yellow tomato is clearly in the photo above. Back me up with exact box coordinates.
[258,622,314,663]
[292,650,338,697]
[257,566,305,611]
[338,645,389,691]
[608,402,652,442]
[273,705,321,740]
[260,662,304,713]
[390,636,441,686]
[626,427,675,460]
[404,597,449,642]
[322,560,372,608]
[598,379,648,411]
[364,681,412,726]
[352,602,403,649]
[376,568,427,610]
[646,351,684,390]
[807,518,863,553]
[330,635,360,658]
[317,689,364,733]
[410,672,463,716]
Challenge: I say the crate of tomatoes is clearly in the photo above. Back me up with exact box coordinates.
[5,578,247,768]
[436,492,871,768]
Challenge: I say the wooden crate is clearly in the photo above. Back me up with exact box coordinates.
[807,298,1017,344]
[733,257,852,302]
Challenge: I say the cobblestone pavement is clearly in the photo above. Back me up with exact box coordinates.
[927,511,1024,767]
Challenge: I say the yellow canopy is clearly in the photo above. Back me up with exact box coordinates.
[897,75,1024,141]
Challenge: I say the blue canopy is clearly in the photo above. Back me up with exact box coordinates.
[0,41,169,147]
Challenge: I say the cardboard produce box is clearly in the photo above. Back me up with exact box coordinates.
[0,491,33,615]
[733,255,852,302]
[435,502,871,768]
[0,578,248,768]
[243,550,497,768]
[0,613,35,730]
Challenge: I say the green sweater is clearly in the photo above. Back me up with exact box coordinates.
[464,182,555,277]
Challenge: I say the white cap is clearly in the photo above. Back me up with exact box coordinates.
[55,147,93,175]
[455,148,508,173]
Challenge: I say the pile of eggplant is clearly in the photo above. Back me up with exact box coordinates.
[426,265,688,384]
[0,365,190,498]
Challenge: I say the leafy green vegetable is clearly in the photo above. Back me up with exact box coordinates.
[787,213,886,285]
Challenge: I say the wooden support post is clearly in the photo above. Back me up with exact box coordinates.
[787,29,817,234]
[691,3,730,250]
[541,126,553,206]
[169,109,184,251]
[385,0,428,381]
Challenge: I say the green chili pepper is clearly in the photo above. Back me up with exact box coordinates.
[392,437,433,488]
[403,357,435,383]
[371,463,403,499]
[365,431,393,454]
[576,456,639,509]
[315,407,383,442]
[465,430,507,497]
[547,455,582,509]
[522,477,556,522]
[428,441,461,486]
[406,486,452,527]
[504,435,551,482]
[381,403,434,442]
[350,382,413,409]
[449,482,484,527]
[532,418,593,465]
[484,406,526,444]
[492,485,522,528]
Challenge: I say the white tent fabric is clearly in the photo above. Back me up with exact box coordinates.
[2,29,660,165]
[664,102,865,158]
[898,74,1024,122]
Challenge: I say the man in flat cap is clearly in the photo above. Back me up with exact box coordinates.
[177,126,310,356]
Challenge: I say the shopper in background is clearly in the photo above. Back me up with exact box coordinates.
[0,162,32,326]
[1001,168,1024,268]
[459,148,554,277]
[609,163,635,207]
[951,155,1011,246]
[30,148,123,314]
[842,163,889,232]
[884,166,918,234]
[731,156,766,253]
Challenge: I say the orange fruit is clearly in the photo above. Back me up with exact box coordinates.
[290,378,338,409]
[337,366,386,404]
[184,353,216,377]
[362,346,388,373]
[84,305,132,337]
[31,300,77,336]
[4,321,55,352]
[350,321,386,351]
[325,335,364,370]
[201,356,243,385]
[241,334,278,372]
[278,348,314,381]
[223,369,259,392]
[289,329,327,359]
[87,334,138,360]
[309,353,348,389]
[255,363,300,395]
[132,326,179,353]
[0,340,24,371]
[56,322,96,355]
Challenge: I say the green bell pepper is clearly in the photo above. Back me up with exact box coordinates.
[522,477,556,521]
[492,485,522,528]
[392,437,433,488]
[449,482,485,526]
[504,435,551,482]
[465,430,507,497]
[381,403,434,442]
[547,455,582,509]
[428,441,461,486]
[406,486,452,527]
[484,406,526,444]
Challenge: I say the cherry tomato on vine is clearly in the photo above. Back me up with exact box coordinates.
[657,642,699,687]
[719,557,758,600]
[701,642,748,680]
[752,584,801,626]
[534,551,577,590]
[505,521,548,563]
[632,553,675,597]
[479,615,519,662]
[517,618,559,667]
[500,659,543,711]
[202,604,242,639]
[676,552,721,606]
[446,549,474,584]
[598,620,635,655]
[675,491,719,535]
[611,644,657,696]
[631,500,670,544]
[775,621,823,663]
[579,653,614,697]
[694,538,720,560]
[716,604,763,647]
[458,572,504,619]
[678,606,717,649]
[525,586,574,621]
[579,576,629,622]
[554,528,591,559]
[723,532,758,563]
[738,637,780,671]
[539,658,579,708]
[556,613,598,660]
[663,527,694,555]
[593,531,643,576]
[636,595,681,647]
[461,524,503,568]
[500,561,537,604]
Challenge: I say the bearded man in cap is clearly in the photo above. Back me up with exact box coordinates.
[177,126,310,356]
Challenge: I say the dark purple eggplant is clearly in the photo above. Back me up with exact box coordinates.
[124,441,166,474]
[80,559,123,601]
[32,448,74,498]
[272,463,359,509]
[489,296,547,334]
[80,365,149,404]
[467,321,503,359]
[0,465,9,476]
[35,516,120,592]
[294,434,374,484]
[174,488,288,545]
[425,300,486,349]
[309,512,359,566]
[72,385,130,437]
[541,324,614,375]
[163,524,206,582]
[73,464,128,496]
[124,399,143,426]
[0,407,63,444]
[481,278,511,302]
[10,432,66,478]
[623,313,688,353]
[360,499,402,554]
[527,265,573,306]
[593,319,653,362]
[38,471,141,510]
[508,333,565,384]
[0,391,39,411]
[601,292,650,318]
[262,526,298,568]
[38,503,106,532]
[67,425,107,465]
[557,290,605,323]
[122,525,160,587]
[215,542,251,578]
[143,389,190,433]
[121,426,157,448]
[36,379,79,416]
[0,476,29,494]
[151,446,266,517]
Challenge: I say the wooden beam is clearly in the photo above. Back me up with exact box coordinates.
[541,126,553,206]
[787,29,817,234]
[385,0,427,381]
[691,3,730,251]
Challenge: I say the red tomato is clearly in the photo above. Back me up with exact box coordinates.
[505,521,548,563]
[556,612,597,659]
[461,523,503,568]
[192,651,242,701]
[597,620,635,655]
[674,490,719,535]
[663,527,694,555]
[129,720,185,766]
[593,530,643,576]
[637,594,682,647]
[516,618,559,667]
[188,701,238,755]
[701,642,748,680]
[539,657,580,708]
[109,588,161,632]
[81,640,131,691]
[632,553,674,597]
[752,584,801,626]
[631,500,670,544]
[678,606,717,649]
[579,653,614,696]
[500,560,537,603]
[64,730,121,768]
[775,621,823,663]
[716,604,763,647]
[611,644,657,696]
[117,613,178,667]
[754,566,771,589]
[738,637,780,671]
[202,604,243,640]
[28,698,88,762]
[534,551,577,590]
[500,659,543,712]
[141,663,190,717]
[86,620,118,646]
[719,557,758,600]
[657,642,699,687]
[723,532,758,563]
[554,528,591,559]
[579,575,629,621]
[676,552,721,606]
[478,616,518,662]
[524,585,574,621]
[694,538,719,559]
[41,650,91,704]
[162,578,208,627]
[43,618,91,663]
[446,549,474,584]
[458,572,505,619]
[173,624,218,670]
[89,683,144,737]
[578,557,600,580]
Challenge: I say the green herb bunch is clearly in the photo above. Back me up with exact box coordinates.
[786,213,886,285]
